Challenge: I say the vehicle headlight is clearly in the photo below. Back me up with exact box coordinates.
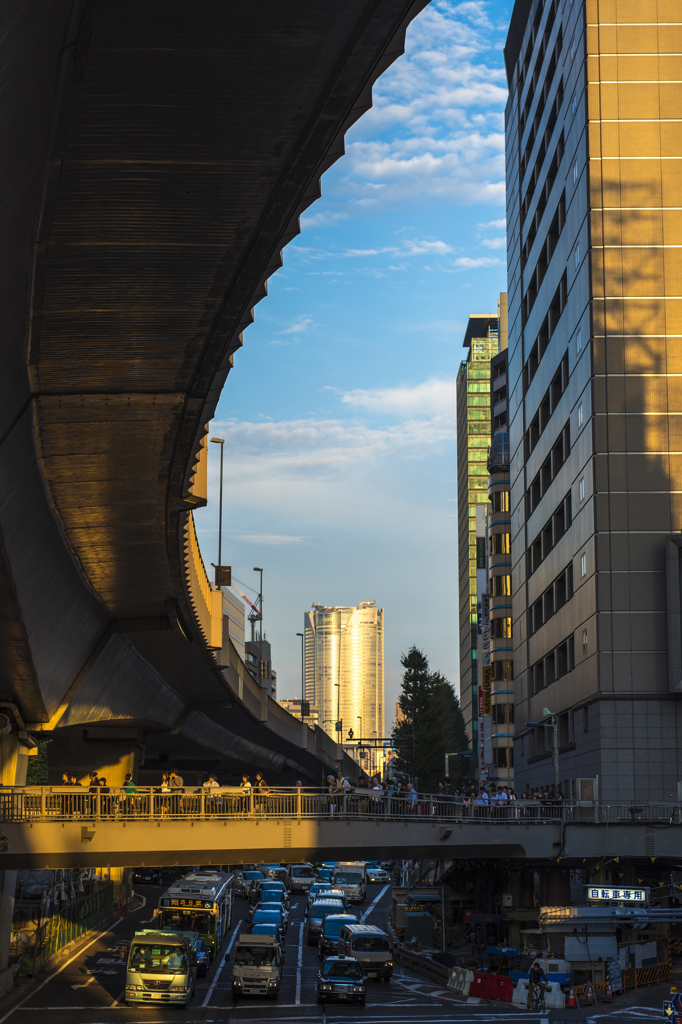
[353,985,364,992]
[232,981,242,987]
[321,983,333,991]
[268,981,277,987]
[126,985,143,991]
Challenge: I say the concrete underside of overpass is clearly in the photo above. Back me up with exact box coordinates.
[0,0,427,787]
[2,819,680,869]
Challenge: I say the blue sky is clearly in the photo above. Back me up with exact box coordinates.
[194,0,511,724]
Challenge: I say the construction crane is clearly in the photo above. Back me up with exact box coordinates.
[230,581,261,641]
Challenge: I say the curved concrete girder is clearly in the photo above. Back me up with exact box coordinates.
[0,0,427,766]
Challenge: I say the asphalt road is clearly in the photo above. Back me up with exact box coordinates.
[0,881,669,1024]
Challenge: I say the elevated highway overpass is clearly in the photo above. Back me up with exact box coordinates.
[1,789,680,869]
[0,0,427,790]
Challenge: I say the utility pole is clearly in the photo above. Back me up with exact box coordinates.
[543,707,560,792]
[254,567,263,684]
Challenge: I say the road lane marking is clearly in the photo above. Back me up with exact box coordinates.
[361,883,391,922]
[0,918,122,1024]
[201,917,242,1007]
[71,976,96,990]
[295,920,304,1005]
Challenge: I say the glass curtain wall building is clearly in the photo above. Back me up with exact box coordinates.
[487,294,515,783]
[505,0,682,800]
[303,603,384,746]
[457,315,501,753]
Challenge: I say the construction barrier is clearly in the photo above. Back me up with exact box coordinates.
[469,973,493,999]
[512,979,565,1008]
[621,963,671,991]
[447,967,474,996]
[487,975,513,1002]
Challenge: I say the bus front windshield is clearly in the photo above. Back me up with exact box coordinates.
[159,910,214,933]
[234,946,277,967]
[129,943,188,974]
[334,873,362,885]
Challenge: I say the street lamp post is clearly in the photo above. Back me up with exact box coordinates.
[334,683,341,736]
[209,437,225,586]
[253,567,263,684]
[543,708,560,793]
[528,711,561,793]
[296,632,304,703]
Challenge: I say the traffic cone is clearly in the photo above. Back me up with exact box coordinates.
[566,985,578,1008]
[604,981,613,1003]
[585,981,596,1005]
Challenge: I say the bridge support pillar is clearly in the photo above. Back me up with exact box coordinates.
[0,735,28,972]
[47,728,143,786]
[540,867,570,906]
[508,869,536,946]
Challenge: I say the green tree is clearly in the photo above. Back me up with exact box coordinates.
[26,744,48,785]
[391,646,469,792]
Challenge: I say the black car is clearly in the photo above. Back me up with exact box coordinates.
[305,899,345,945]
[319,914,359,961]
[132,868,163,885]
[317,955,366,1006]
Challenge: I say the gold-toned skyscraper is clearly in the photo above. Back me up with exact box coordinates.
[304,602,384,745]
[457,315,501,751]
[505,0,682,801]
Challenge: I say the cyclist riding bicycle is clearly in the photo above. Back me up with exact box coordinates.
[527,961,548,1008]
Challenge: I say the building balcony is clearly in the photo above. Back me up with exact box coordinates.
[488,510,511,531]
[487,431,510,473]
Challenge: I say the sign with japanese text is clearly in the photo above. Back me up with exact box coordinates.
[162,897,215,909]
[585,886,648,904]
[482,667,492,715]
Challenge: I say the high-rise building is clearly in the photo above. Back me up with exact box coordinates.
[505,0,682,801]
[303,603,384,744]
[487,294,515,784]
[457,313,501,754]
[278,699,320,728]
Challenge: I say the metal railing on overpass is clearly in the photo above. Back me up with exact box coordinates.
[1,787,680,825]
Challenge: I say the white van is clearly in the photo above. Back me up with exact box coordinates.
[337,924,392,980]
[231,934,284,1000]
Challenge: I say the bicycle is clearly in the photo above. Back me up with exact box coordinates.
[529,982,548,1011]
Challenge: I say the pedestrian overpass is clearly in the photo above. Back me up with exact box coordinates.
[1,788,680,869]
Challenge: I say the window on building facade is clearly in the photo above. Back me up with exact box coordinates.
[579,476,585,502]
[581,553,586,577]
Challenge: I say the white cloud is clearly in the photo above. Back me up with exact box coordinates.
[275,316,319,338]
[453,255,503,268]
[301,210,348,228]
[312,0,508,210]
[481,237,506,249]
[479,218,507,229]
[337,378,457,416]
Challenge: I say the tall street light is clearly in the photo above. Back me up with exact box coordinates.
[296,632,304,703]
[543,707,561,793]
[528,711,560,793]
[254,567,263,685]
[210,438,225,587]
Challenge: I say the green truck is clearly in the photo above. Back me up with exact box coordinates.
[124,928,200,1006]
